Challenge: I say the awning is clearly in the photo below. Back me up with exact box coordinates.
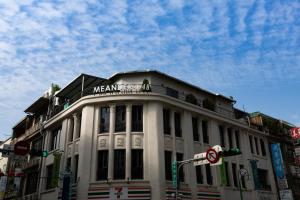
[24,97,49,114]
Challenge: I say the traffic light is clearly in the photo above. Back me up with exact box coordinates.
[171,161,177,189]
[220,148,242,157]
[29,149,48,157]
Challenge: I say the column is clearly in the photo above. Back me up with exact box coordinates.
[126,104,132,180]
[147,102,164,199]
[108,104,116,180]
[77,105,95,200]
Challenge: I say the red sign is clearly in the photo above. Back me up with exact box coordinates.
[206,148,219,164]
[291,128,300,139]
[14,141,30,156]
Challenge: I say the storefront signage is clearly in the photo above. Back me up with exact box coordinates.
[93,79,151,94]
[271,143,285,179]
[291,127,300,139]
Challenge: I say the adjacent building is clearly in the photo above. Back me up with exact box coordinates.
[6,70,292,200]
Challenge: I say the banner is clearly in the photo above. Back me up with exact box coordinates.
[250,160,261,190]
[271,143,285,178]
[51,152,62,187]
[219,162,227,186]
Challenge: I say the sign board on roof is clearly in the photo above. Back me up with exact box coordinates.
[291,128,300,139]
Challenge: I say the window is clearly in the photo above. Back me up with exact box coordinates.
[192,117,199,141]
[254,137,260,155]
[32,137,42,151]
[163,109,171,135]
[131,149,143,179]
[97,150,108,180]
[74,155,79,183]
[66,157,71,172]
[228,128,233,148]
[225,162,230,186]
[174,112,182,137]
[196,166,203,184]
[114,149,125,179]
[257,169,271,190]
[46,164,54,189]
[115,105,126,132]
[239,165,246,188]
[202,120,209,144]
[177,153,184,182]
[165,151,172,180]
[77,114,82,138]
[232,163,238,187]
[205,164,213,185]
[260,139,266,156]
[25,166,39,195]
[166,87,178,98]
[132,105,143,132]
[100,106,110,133]
[219,125,225,147]
[49,127,61,151]
[235,130,240,149]
[249,135,254,154]
[68,118,74,142]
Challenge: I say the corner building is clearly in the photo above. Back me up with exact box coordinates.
[39,71,277,200]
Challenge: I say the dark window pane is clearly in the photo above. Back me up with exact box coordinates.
[249,135,254,154]
[260,139,266,156]
[66,157,71,172]
[258,169,271,190]
[196,166,203,184]
[163,109,171,135]
[25,166,39,195]
[46,164,54,189]
[176,153,184,182]
[50,127,61,151]
[97,150,108,180]
[235,130,240,149]
[225,162,230,186]
[114,149,125,179]
[74,155,79,183]
[131,149,143,179]
[115,106,126,132]
[192,117,199,141]
[205,164,212,185]
[165,151,172,180]
[174,112,182,137]
[132,105,143,132]
[69,118,74,142]
[219,125,225,147]
[100,106,110,133]
[254,137,259,155]
[232,163,238,187]
[202,120,209,144]
[166,87,178,98]
[77,114,81,138]
[228,128,233,148]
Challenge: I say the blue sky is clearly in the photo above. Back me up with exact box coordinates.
[0,0,300,139]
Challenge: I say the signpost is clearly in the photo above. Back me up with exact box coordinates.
[14,141,30,156]
[206,148,219,164]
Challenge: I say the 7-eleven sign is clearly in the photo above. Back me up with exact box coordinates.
[110,187,128,199]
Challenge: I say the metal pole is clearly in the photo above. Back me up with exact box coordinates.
[238,172,243,200]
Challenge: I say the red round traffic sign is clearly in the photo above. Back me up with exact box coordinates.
[14,141,30,156]
[206,148,219,164]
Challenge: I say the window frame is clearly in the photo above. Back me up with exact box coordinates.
[131,105,143,132]
[100,106,110,133]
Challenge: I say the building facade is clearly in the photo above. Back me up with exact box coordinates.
[8,71,280,200]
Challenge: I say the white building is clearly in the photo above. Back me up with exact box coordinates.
[0,137,12,173]
[36,71,277,200]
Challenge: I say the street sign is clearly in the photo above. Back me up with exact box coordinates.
[206,148,219,164]
[0,145,13,157]
[171,161,177,189]
[14,141,30,156]
[193,152,209,166]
